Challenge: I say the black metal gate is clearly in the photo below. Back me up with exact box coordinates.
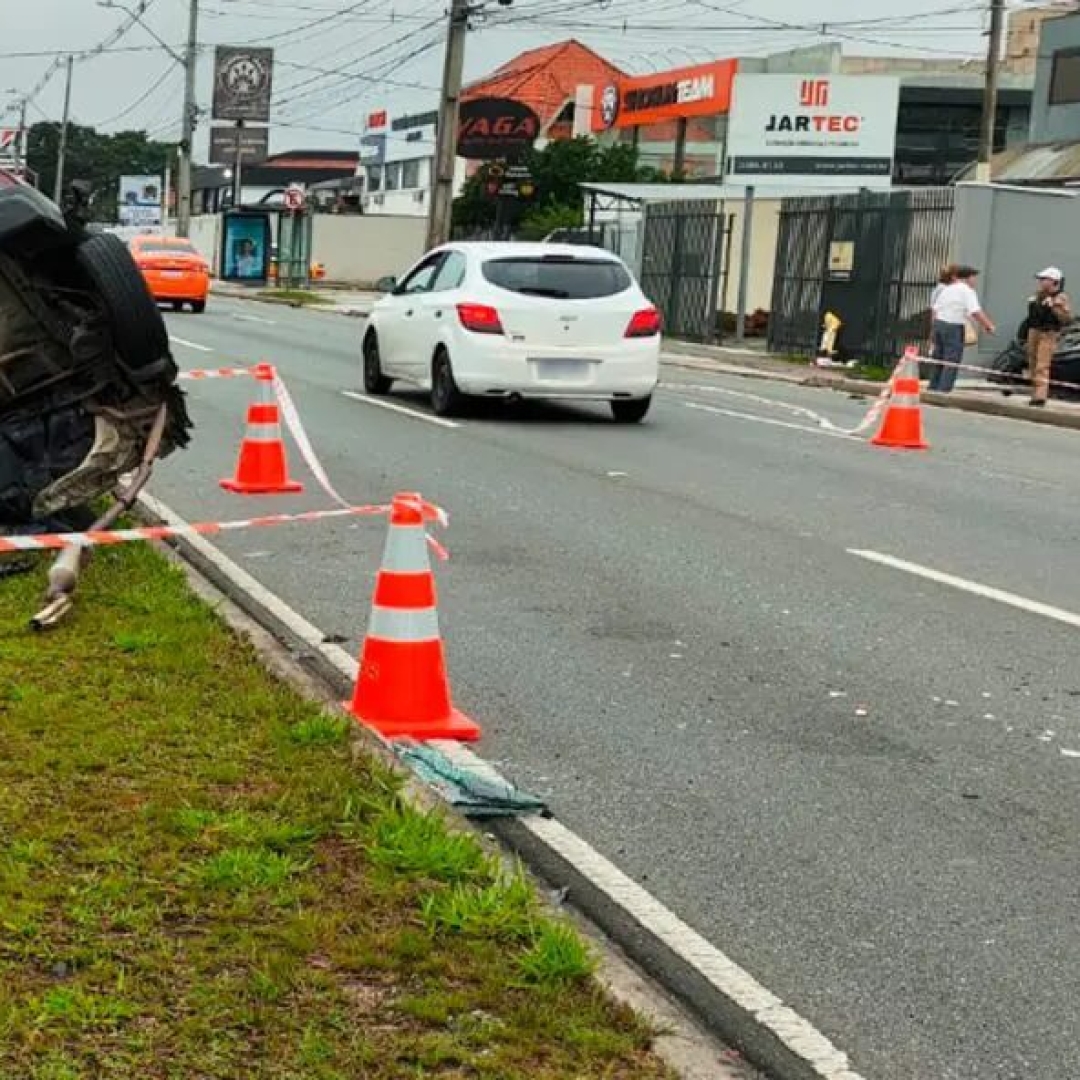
[640,200,731,342]
[768,188,955,363]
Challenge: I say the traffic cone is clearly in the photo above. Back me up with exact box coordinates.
[220,363,304,494]
[872,348,929,451]
[347,492,481,742]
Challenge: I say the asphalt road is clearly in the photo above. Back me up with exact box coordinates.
[155,296,1080,1080]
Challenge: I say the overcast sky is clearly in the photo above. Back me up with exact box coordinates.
[0,0,993,157]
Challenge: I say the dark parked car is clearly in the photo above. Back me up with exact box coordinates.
[988,318,1080,400]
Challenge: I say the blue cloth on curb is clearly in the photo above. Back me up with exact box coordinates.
[391,742,547,818]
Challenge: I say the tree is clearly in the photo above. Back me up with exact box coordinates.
[451,136,678,235]
[27,122,176,219]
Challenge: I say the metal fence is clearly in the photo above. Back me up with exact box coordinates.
[768,188,955,363]
[640,200,731,342]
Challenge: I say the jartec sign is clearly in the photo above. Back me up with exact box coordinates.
[727,74,900,188]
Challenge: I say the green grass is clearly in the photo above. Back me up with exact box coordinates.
[258,288,332,306]
[0,545,670,1079]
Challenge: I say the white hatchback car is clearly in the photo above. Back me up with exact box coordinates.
[362,243,661,422]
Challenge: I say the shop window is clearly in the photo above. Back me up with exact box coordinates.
[401,159,420,189]
[1050,48,1080,105]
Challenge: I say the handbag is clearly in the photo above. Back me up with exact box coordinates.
[964,321,978,347]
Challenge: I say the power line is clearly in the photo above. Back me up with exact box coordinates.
[1,0,167,122]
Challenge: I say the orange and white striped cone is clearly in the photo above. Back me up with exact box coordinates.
[872,348,929,451]
[347,492,481,742]
[220,363,304,494]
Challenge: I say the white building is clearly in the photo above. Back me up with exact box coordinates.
[361,108,436,217]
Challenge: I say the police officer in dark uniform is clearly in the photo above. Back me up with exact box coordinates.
[1027,267,1072,408]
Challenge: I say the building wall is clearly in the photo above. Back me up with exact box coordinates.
[952,182,1080,363]
[1007,4,1075,76]
[719,197,782,316]
[179,213,427,285]
[1031,12,1080,141]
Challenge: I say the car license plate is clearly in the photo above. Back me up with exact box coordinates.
[161,270,183,279]
[534,358,589,380]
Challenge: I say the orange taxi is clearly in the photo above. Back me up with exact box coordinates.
[130,235,209,313]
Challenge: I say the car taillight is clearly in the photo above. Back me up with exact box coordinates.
[457,302,503,335]
[625,308,662,338]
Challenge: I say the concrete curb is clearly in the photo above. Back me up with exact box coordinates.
[211,286,371,318]
[134,492,868,1080]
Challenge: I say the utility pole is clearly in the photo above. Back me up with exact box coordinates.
[17,97,28,176]
[53,55,74,202]
[426,0,470,250]
[975,0,1006,183]
[177,0,199,237]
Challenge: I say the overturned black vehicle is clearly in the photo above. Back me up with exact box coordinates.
[0,169,190,625]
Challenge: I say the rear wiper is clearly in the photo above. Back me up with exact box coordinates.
[516,286,570,298]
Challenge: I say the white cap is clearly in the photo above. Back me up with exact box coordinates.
[1036,266,1064,282]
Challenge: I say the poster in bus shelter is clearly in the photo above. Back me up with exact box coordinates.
[220,211,271,283]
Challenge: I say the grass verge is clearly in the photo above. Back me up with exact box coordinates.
[257,288,332,306]
[0,545,672,1079]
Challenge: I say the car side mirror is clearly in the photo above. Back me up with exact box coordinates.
[375,275,397,293]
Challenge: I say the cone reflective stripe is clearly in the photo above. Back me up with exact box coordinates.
[347,492,481,742]
[872,349,928,450]
[220,363,304,494]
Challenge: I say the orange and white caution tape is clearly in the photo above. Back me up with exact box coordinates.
[179,367,256,381]
[178,362,451,556]
[0,505,390,554]
[270,372,352,509]
[913,352,1080,397]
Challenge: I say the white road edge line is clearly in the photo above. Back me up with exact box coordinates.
[138,488,868,1080]
[233,313,277,325]
[341,390,461,429]
[849,549,1080,630]
[684,400,862,442]
[169,335,213,353]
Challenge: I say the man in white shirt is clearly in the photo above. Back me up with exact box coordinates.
[929,266,995,393]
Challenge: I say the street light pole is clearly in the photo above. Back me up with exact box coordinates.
[975,0,1006,184]
[427,0,470,250]
[177,0,199,237]
[53,55,74,202]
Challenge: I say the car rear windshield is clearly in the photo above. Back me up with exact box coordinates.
[481,256,631,300]
[139,242,198,255]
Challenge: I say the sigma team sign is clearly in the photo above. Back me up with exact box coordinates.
[726,74,899,188]
[212,46,274,123]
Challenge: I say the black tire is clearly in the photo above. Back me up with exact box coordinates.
[75,233,169,368]
[362,332,392,395]
[191,300,206,314]
[171,300,183,313]
[431,349,465,417]
[611,396,652,423]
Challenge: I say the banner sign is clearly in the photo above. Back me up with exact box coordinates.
[212,47,274,123]
[727,74,899,188]
[118,174,162,227]
[209,125,269,166]
[457,98,540,161]
[602,60,738,131]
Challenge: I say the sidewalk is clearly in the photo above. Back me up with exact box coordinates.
[212,280,377,317]
[662,339,1080,433]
